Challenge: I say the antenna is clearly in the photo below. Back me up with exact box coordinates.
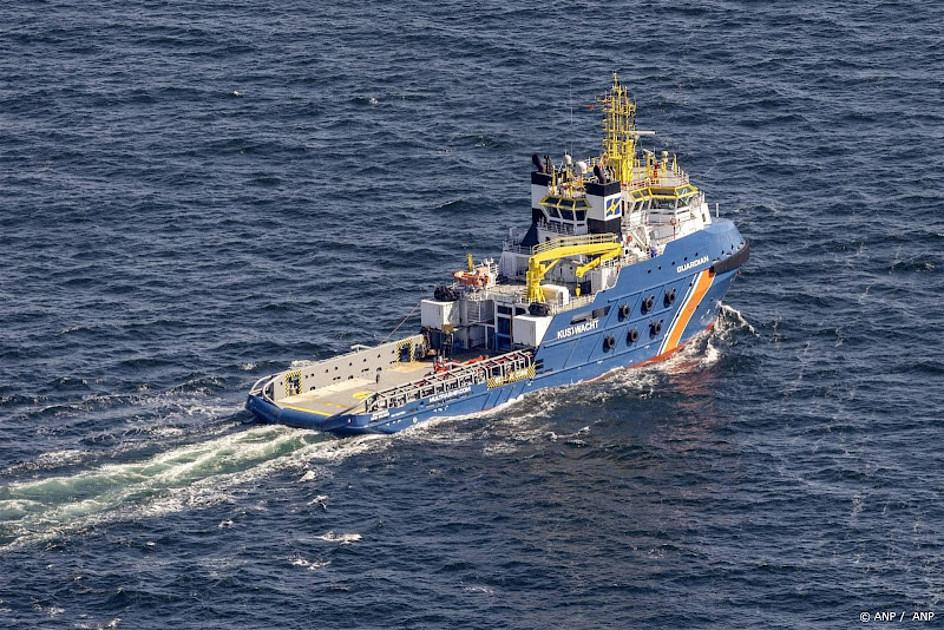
[599,73,638,184]
[568,83,574,157]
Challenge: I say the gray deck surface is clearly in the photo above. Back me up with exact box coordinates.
[279,361,433,417]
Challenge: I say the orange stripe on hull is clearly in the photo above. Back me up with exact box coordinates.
[582,321,717,384]
[663,269,714,355]
[566,273,717,388]
[637,320,715,369]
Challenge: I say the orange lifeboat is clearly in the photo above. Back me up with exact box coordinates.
[452,266,490,288]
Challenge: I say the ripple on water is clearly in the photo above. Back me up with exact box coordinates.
[1,0,943,627]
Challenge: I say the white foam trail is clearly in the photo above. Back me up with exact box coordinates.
[0,304,757,547]
[408,306,755,449]
[0,426,388,551]
[400,391,557,448]
[316,531,361,544]
[2,449,86,475]
[718,303,757,337]
[307,495,329,510]
[463,585,495,594]
[400,394,528,441]
[2,395,248,479]
[290,555,331,570]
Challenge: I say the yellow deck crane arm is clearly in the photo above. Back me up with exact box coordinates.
[526,241,623,303]
[574,246,622,278]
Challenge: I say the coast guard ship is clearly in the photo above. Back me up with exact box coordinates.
[246,75,749,435]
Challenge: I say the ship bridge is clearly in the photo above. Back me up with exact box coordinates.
[419,74,713,357]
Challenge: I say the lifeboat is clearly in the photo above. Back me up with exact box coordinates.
[452,266,492,288]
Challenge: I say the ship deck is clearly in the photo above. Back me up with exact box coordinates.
[279,360,434,417]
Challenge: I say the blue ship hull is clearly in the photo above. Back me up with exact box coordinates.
[246,220,747,436]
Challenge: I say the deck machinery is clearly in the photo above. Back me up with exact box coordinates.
[246,75,749,435]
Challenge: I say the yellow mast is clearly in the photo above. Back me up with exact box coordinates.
[600,73,637,184]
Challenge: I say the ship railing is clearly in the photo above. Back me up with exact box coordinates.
[537,220,576,236]
[624,169,690,190]
[506,226,527,242]
[465,285,526,305]
[251,334,427,405]
[646,208,697,225]
[530,233,617,255]
[250,374,276,398]
[502,242,531,256]
[550,293,596,314]
[504,233,618,257]
[364,350,534,414]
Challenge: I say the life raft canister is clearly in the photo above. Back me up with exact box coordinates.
[433,285,459,302]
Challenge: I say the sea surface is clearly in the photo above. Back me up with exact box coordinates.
[1,1,942,628]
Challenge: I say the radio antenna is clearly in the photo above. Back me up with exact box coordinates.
[568,83,575,157]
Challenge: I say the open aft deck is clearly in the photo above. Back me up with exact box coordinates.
[278,360,433,417]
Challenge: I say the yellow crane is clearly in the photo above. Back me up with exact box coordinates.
[526,239,623,303]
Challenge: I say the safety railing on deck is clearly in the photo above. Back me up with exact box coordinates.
[364,350,534,415]
[550,293,595,314]
[530,233,617,255]
[537,220,577,236]
[502,243,530,256]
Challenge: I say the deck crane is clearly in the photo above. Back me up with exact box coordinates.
[525,236,623,303]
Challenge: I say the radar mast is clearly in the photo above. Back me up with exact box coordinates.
[600,73,637,184]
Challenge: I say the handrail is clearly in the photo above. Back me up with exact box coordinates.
[537,220,576,235]
[550,293,595,314]
[530,233,616,255]
[250,374,278,398]
[365,350,534,414]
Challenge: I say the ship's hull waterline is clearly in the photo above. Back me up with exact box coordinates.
[247,221,746,436]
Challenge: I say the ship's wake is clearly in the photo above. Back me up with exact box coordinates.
[406,304,756,449]
[0,307,754,549]
[661,303,756,373]
[0,424,386,551]
[324,307,751,450]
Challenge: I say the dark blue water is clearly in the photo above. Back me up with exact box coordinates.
[2,1,943,627]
